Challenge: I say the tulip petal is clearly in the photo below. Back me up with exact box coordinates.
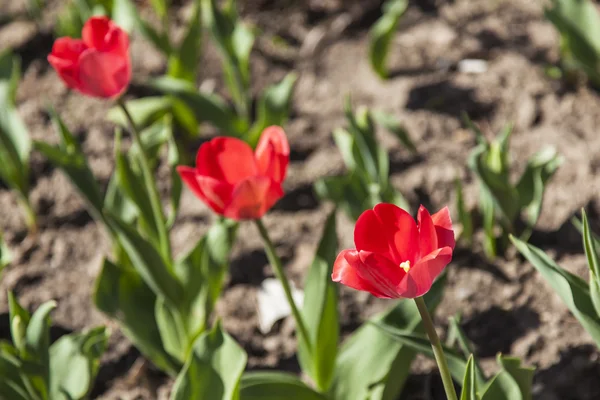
[398,247,452,298]
[332,250,402,298]
[178,166,233,214]
[417,205,438,257]
[354,209,392,255]
[355,204,419,264]
[82,16,112,50]
[197,137,257,185]
[255,126,290,182]
[47,38,87,89]
[78,49,130,98]
[224,177,272,220]
[431,206,455,250]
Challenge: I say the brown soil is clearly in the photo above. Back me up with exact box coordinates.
[1,0,600,399]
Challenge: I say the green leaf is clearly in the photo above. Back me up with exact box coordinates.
[170,322,247,400]
[240,372,329,400]
[515,147,562,227]
[369,0,408,79]
[545,0,600,85]
[313,174,370,222]
[106,213,183,308]
[155,298,188,361]
[330,274,446,400]
[108,97,172,132]
[0,344,29,400]
[7,293,30,355]
[151,76,248,136]
[103,173,138,225]
[372,324,482,386]
[455,177,473,244]
[581,209,600,317]
[36,108,104,222]
[22,301,56,399]
[165,119,184,227]
[113,131,160,244]
[111,0,138,33]
[372,110,416,153]
[247,73,298,146]
[174,219,237,344]
[344,99,378,180]
[460,355,479,400]
[0,50,31,199]
[49,327,108,400]
[168,0,202,82]
[94,258,179,375]
[511,235,600,347]
[139,18,173,54]
[201,0,254,117]
[447,316,485,384]
[0,231,11,273]
[480,355,534,400]
[149,0,169,19]
[298,211,338,392]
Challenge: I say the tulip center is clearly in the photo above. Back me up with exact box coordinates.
[400,260,411,273]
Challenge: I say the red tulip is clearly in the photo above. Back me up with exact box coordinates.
[48,16,131,99]
[332,204,455,299]
[177,126,289,220]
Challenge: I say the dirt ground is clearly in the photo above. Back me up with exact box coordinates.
[1,0,600,398]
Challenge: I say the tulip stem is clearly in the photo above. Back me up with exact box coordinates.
[117,99,172,262]
[414,296,458,400]
[255,219,312,354]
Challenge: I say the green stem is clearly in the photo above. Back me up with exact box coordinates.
[17,193,37,235]
[255,219,312,354]
[117,99,172,261]
[414,296,458,400]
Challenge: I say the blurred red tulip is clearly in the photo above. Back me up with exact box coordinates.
[177,126,290,220]
[332,204,455,298]
[48,16,131,99]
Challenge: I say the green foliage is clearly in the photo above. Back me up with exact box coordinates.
[315,98,415,221]
[0,230,12,275]
[240,372,328,400]
[511,233,600,348]
[369,0,408,79]
[202,0,255,118]
[297,211,339,392]
[455,177,473,245]
[376,313,533,400]
[0,295,108,400]
[170,322,247,400]
[330,274,445,400]
[465,116,561,258]
[0,50,35,231]
[545,0,600,87]
[94,219,236,374]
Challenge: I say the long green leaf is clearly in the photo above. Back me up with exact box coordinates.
[49,327,108,400]
[240,372,328,400]
[170,322,247,400]
[330,274,446,400]
[0,50,30,198]
[167,0,202,82]
[460,356,479,400]
[369,0,408,79]
[298,211,338,392]
[372,324,484,387]
[247,73,298,146]
[480,355,534,400]
[511,235,600,347]
[151,77,248,136]
[106,213,183,308]
[94,258,179,375]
